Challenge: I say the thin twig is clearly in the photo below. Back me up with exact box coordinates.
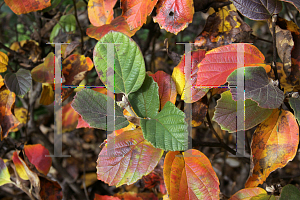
[251,34,272,43]
[271,14,281,90]
[72,0,84,54]
[206,112,222,143]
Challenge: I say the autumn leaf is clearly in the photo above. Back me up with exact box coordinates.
[39,176,63,200]
[245,109,299,188]
[231,0,282,21]
[153,0,194,35]
[114,192,158,200]
[192,99,208,127]
[87,16,139,40]
[62,101,78,133]
[94,194,121,200]
[0,89,20,140]
[0,158,12,186]
[40,83,54,105]
[4,0,51,15]
[121,0,158,30]
[88,0,117,27]
[0,51,8,73]
[289,97,300,125]
[213,91,273,132]
[229,187,267,200]
[31,52,55,84]
[12,151,29,180]
[96,128,163,187]
[197,43,266,87]
[227,67,284,109]
[163,150,220,199]
[0,75,4,88]
[195,5,252,50]
[11,107,28,132]
[172,49,209,103]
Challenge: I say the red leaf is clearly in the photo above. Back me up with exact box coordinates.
[39,176,63,200]
[196,43,266,87]
[153,0,194,34]
[121,0,158,30]
[87,16,138,40]
[149,71,177,109]
[88,0,117,26]
[24,144,52,176]
[4,0,51,15]
[62,101,79,132]
[95,194,121,200]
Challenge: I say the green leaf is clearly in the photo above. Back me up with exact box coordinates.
[128,74,159,118]
[94,31,146,94]
[227,67,284,109]
[0,158,12,186]
[289,97,300,125]
[71,88,129,130]
[279,184,300,200]
[250,194,276,200]
[42,0,61,12]
[140,101,188,151]
[50,14,76,43]
[213,91,273,132]
[4,68,32,98]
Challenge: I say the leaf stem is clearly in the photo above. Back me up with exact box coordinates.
[72,0,84,54]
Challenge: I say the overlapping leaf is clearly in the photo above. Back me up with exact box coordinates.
[96,128,163,187]
[289,97,300,124]
[245,109,299,187]
[172,49,208,103]
[11,107,28,132]
[31,52,55,84]
[128,74,159,118]
[140,101,188,151]
[94,31,145,94]
[12,151,29,180]
[0,158,12,186]
[163,150,220,200]
[153,0,194,34]
[88,0,117,27]
[227,67,284,109]
[62,101,79,133]
[4,0,51,15]
[149,71,177,109]
[0,89,20,140]
[50,14,76,43]
[279,184,300,199]
[231,0,282,21]
[229,187,267,200]
[5,69,32,98]
[72,88,129,130]
[0,51,8,73]
[0,75,4,88]
[280,0,300,12]
[195,5,252,50]
[87,16,139,40]
[197,43,266,87]
[192,100,208,127]
[121,0,158,30]
[40,83,54,105]
[213,91,273,132]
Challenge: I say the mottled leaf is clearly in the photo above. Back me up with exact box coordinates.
[31,52,55,84]
[149,71,177,110]
[11,107,28,132]
[114,192,158,200]
[0,51,8,73]
[94,194,121,200]
[0,158,12,186]
[289,97,300,125]
[227,67,284,109]
[121,0,158,30]
[163,150,220,200]
[153,0,194,34]
[88,0,117,26]
[279,184,300,200]
[195,6,252,50]
[62,101,78,133]
[213,91,273,132]
[94,31,145,94]
[39,176,63,200]
[197,43,266,87]
[245,110,299,187]
[140,101,188,151]
[4,0,51,15]
[192,100,208,127]
[96,128,163,187]
[0,89,20,140]
[229,187,267,200]
[128,74,159,118]
[40,83,54,105]
[71,88,129,130]
[231,0,282,21]
[5,69,32,98]
[172,49,208,103]
[87,16,138,40]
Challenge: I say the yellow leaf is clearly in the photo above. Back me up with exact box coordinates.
[0,51,8,73]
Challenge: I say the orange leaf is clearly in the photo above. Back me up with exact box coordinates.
[121,0,158,30]
[94,194,121,200]
[0,89,20,140]
[197,43,266,87]
[164,149,220,199]
[245,109,299,188]
[229,187,267,200]
[153,0,194,34]
[87,16,138,40]
[172,49,208,103]
[114,192,158,200]
[24,144,52,176]
[97,128,163,187]
[62,101,79,133]
[0,51,8,73]
[4,0,51,15]
[0,75,4,88]
[88,0,117,27]
[149,71,177,109]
